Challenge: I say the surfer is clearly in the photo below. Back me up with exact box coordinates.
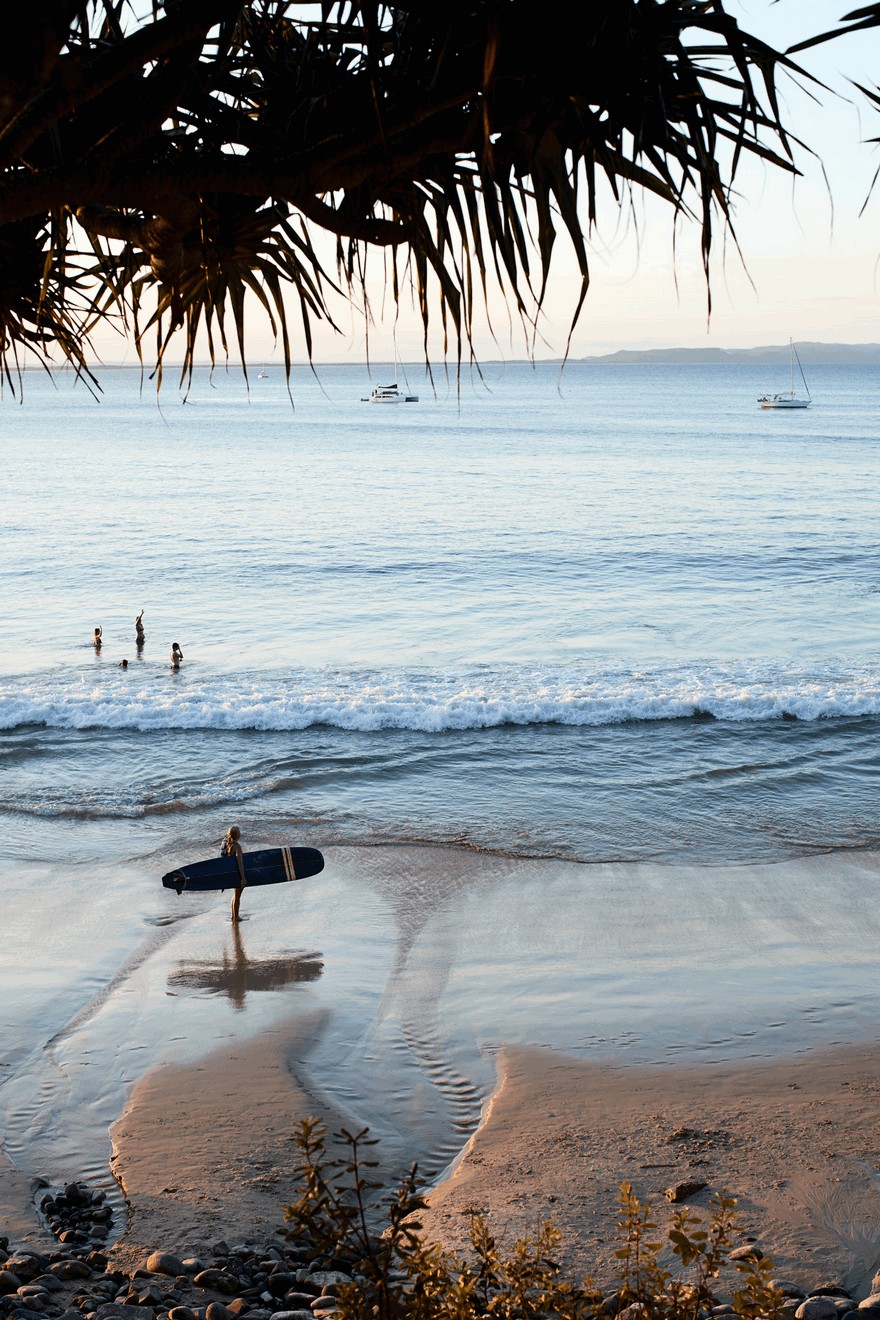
[93,626,102,651]
[135,610,145,645]
[222,825,246,922]
[170,641,183,670]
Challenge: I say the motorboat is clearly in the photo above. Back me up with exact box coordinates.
[362,382,418,403]
[758,340,811,408]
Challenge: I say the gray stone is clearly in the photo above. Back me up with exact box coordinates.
[773,1282,808,1299]
[730,1245,764,1261]
[94,1306,156,1320]
[309,1301,337,1313]
[146,1253,183,1278]
[181,1261,203,1275]
[195,1272,239,1296]
[269,1313,314,1320]
[4,1263,40,1285]
[0,1278,20,1299]
[47,1262,92,1282]
[860,1301,880,1311]
[665,1180,707,1204]
[796,1301,839,1320]
[167,1308,198,1320]
[301,1276,349,1293]
[283,1298,316,1311]
[31,1278,61,1295]
[266,1275,294,1298]
[206,1305,235,1320]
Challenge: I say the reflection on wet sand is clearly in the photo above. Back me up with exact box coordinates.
[168,924,323,1011]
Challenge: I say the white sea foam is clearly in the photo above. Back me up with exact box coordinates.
[1,661,878,732]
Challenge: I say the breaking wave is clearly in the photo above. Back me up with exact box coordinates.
[1,660,878,732]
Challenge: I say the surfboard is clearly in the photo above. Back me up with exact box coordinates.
[162,846,324,895]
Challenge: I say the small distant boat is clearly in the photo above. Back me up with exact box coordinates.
[757,341,811,409]
[257,370,268,379]
[362,382,418,403]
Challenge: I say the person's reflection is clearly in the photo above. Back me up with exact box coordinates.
[168,923,323,1011]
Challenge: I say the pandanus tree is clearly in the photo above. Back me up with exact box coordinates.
[0,1,822,390]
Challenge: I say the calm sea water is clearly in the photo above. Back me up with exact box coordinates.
[2,359,880,1215]
[1,360,878,867]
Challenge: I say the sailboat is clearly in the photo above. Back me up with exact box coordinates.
[757,340,811,409]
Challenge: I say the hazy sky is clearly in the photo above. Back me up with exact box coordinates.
[98,1,880,367]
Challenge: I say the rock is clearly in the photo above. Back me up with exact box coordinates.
[4,1261,42,1284]
[212,1245,230,1260]
[773,1282,807,1299]
[93,1306,157,1320]
[168,1308,199,1320]
[665,1181,707,1204]
[859,1300,880,1311]
[206,1304,235,1320]
[729,1245,764,1261]
[813,1289,854,1300]
[796,1301,839,1320]
[310,1300,338,1313]
[146,1253,183,1278]
[266,1275,294,1298]
[181,1261,204,1275]
[226,1302,249,1316]
[283,1297,317,1311]
[302,1276,350,1292]
[0,1277,20,1298]
[195,1272,239,1295]
[31,1277,62,1295]
[269,1313,314,1320]
[47,1262,92,1282]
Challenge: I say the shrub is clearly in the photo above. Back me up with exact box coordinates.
[282,1119,784,1320]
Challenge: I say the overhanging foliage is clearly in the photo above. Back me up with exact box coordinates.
[0,1,814,389]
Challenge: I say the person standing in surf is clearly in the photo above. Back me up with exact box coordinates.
[170,641,183,669]
[222,825,246,922]
[93,626,102,651]
[135,610,145,647]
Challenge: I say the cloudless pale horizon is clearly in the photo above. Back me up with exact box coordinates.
[59,1,880,373]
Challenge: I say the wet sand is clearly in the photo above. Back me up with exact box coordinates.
[2,845,880,1286]
[105,1036,880,1296]
[423,1044,880,1294]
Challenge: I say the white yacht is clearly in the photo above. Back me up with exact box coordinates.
[362,382,418,403]
[758,341,811,408]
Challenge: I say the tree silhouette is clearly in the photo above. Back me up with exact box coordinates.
[0,1,810,389]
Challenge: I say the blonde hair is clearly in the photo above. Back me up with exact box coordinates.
[226,825,241,841]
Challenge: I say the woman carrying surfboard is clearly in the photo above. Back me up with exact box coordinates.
[222,825,247,922]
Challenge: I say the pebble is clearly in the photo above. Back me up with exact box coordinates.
[665,1181,707,1204]
[6,1198,880,1320]
[145,1257,181,1280]
[797,1300,840,1320]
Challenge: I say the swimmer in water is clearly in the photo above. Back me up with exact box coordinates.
[94,626,102,651]
[135,611,145,646]
[119,658,129,669]
[170,641,183,670]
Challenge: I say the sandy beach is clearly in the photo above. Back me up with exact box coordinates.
[4,844,880,1297]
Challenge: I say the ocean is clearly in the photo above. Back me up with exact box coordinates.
[1,359,879,1214]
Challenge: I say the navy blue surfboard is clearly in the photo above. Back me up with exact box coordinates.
[163,846,324,895]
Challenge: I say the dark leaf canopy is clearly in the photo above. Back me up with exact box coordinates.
[0,0,809,389]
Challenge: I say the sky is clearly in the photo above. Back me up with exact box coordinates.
[95,1,880,367]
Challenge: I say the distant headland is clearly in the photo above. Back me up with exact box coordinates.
[576,342,880,365]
